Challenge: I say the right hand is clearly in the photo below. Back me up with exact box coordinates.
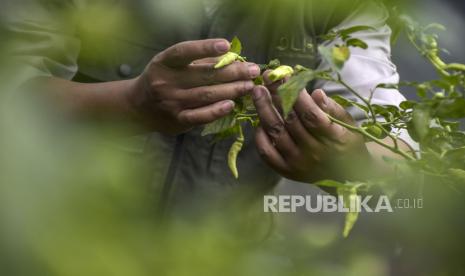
[128,39,261,134]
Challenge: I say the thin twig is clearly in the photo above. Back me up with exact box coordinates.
[327,114,416,161]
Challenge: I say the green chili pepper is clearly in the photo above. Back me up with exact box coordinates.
[363,123,386,139]
[268,65,294,82]
[214,52,239,69]
[228,125,244,179]
[445,63,465,72]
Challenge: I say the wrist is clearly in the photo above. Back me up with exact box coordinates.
[123,76,144,120]
[123,75,163,133]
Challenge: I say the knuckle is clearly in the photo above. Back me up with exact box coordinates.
[201,69,216,82]
[211,106,224,118]
[334,125,350,144]
[302,110,322,128]
[266,122,285,141]
[239,63,250,78]
[178,111,193,125]
[257,146,271,160]
[234,82,249,96]
[169,44,184,59]
[159,100,175,112]
[202,42,211,55]
[150,79,169,92]
[255,87,272,103]
[332,143,346,154]
[225,65,241,80]
[285,111,298,125]
[239,82,248,93]
[151,54,163,65]
[200,89,216,102]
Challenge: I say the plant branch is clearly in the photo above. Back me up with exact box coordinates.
[327,114,416,161]
[334,75,378,123]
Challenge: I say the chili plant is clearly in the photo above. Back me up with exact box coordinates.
[202,15,465,237]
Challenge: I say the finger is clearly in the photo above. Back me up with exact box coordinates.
[255,127,289,174]
[284,110,324,152]
[262,70,289,113]
[294,89,346,140]
[177,100,235,126]
[252,86,300,158]
[158,39,230,68]
[311,89,354,124]
[191,57,220,65]
[263,70,289,90]
[178,80,254,108]
[180,62,260,88]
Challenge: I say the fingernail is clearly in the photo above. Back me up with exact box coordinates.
[214,41,230,53]
[252,86,264,100]
[221,100,235,112]
[316,89,328,109]
[248,64,260,78]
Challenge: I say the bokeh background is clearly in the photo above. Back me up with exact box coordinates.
[276,0,465,275]
[1,0,464,275]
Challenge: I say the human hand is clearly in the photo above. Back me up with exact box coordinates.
[129,39,261,134]
[252,77,371,182]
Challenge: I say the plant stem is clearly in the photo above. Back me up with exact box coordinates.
[406,33,450,77]
[335,75,378,123]
[327,114,416,161]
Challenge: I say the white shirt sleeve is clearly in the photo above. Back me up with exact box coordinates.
[314,1,418,151]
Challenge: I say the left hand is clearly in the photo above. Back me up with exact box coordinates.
[251,79,371,183]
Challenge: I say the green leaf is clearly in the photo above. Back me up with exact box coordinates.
[267,59,281,69]
[253,76,264,85]
[331,95,352,108]
[448,168,465,182]
[201,113,236,136]
[278,71,315,116]
[241,94,256,112]
[338,25,376,38]
[212,124,241,142]
[346,38,368,49]
[376,83,399,90]
[436,98,465,119]
[372,104,393,121]
[318,45,350,71]
[400,100,416,110]
[423,23,446,32]
[416,84,428,98]
[230,36,242,55]
[318,46,334,70]
[320,31,337,42]
[332,95,369,113]
[443,147,465,166]
[398,14,417,32]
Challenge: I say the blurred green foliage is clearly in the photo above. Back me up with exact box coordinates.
[1,1,465,276]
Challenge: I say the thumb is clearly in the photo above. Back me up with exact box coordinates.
[311,89,354,124]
